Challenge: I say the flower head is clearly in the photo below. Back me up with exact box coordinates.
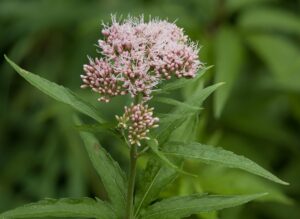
[116,103,159,146]
[81,16,202,102]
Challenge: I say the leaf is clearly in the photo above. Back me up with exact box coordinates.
[199,166,293,205]
[135,158,178,217]
[156,83,224,143]
[0,198,115,219]
[74,117,127,217]
[246,34,300,91]
[162,141,289,185]
[214,26,244,117]
[141,193,267,219]
[148,139,197,177]
[4,55,105,123]
[225,0,275,12]
[154,66,212,94]
[154,97,202,112]
[238,7,300,35]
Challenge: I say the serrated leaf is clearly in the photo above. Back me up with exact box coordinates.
[74,117,127,217]
[238,8,300,35]
[246,34,300,91]
[0,198,115,219]
[162,141,288,185]
[154,67,211,94]
[4,55,105,123]
[214,27,244,117]
[141,193,267,219]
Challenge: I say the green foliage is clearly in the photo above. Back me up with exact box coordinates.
[141,193,266,219]
[1,0,299,218]
[75,117,127,217]
[4,56,105,123]
[214,26,244,117]
[0,198,115,219]
[162,141,288,185]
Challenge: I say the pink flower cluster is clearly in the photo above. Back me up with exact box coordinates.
[81,16,201,102]
[116,103,159,146]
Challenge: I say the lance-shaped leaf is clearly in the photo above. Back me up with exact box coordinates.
[154,66,212,94]
[238,7,300,35]
[214,26,244,117]
[75,117,127,217]
[148,139,197,177]
[156,83,224,143]
[162,141,289,185]
[141,193,267,219]
[0,198,115,219]
[4,55,105,123]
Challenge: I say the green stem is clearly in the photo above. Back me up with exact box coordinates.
[125,95,140,219]
[126,143,137,219]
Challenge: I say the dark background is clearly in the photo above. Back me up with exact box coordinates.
[1,0,300,218]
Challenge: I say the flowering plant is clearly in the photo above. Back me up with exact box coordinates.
[1,16,288,219]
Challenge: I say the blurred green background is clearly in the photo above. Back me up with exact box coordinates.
[1,0,300,218]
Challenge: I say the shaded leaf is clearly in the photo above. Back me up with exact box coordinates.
[0,198,115,219]
[4,55,105,123]
[74,117,127,217]
[135,158,178,217]
[162,141,288,185]
[239,7,300,35]
[246,34,300,91]
[214,26,244,117]
[199,166,293,204]
[141,193,266,219]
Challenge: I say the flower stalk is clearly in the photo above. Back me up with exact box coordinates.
[126,143,138,219]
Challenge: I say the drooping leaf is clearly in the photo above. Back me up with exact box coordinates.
[4,55,105,123]
[141,193,267,219]
[0,198,115,219]
[214,26,244,117]
[246,34,300,92]
[238,7,300,35]
[74,117,127,217]
[162,141,288,185]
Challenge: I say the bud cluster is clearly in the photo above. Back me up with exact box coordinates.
[116,103,159,146]
[81,16,201,102]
